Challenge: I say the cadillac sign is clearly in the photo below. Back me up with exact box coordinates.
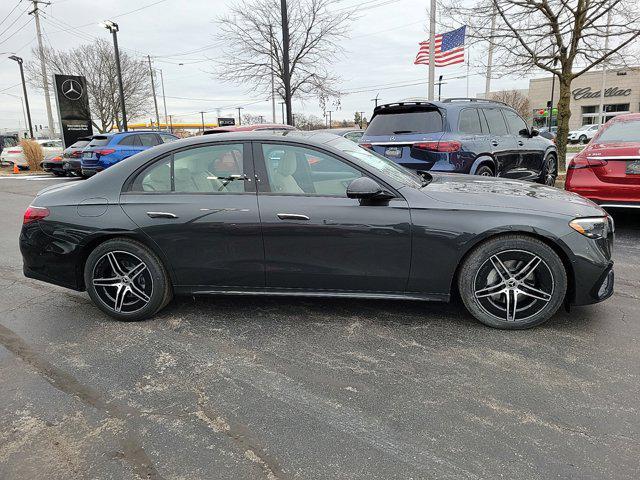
[572,86,632,101]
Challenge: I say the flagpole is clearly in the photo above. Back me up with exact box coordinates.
[428,0,436,100]
[485,4,497,96]
[466,47,470,97]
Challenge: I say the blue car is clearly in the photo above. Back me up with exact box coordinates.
[359,98,558,185]
[81,130,178,177]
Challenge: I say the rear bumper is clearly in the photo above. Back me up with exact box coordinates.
[63,158,82,173]
[81,166,103,176]
[42,161,64,173]
[566,168,640,205]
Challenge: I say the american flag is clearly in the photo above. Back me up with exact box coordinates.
[414,26,466,67]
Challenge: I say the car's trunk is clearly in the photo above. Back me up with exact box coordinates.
[587,142,640,186]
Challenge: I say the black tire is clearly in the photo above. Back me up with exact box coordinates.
[52,170,66,177]
[84,238,172,321]
[540,153,558,186]
[458,234,567,329]
[475,165,494,177]
[579,135,588,144]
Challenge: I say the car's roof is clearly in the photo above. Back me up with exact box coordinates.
[203,124,294,134]
[161,130,338,147]
[374,98,513,114]
[609,113,640,122]
[313,128,364,134]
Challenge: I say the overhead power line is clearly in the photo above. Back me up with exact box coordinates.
[0,0,24,30]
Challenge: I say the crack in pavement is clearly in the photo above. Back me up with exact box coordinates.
[0,322,163,479]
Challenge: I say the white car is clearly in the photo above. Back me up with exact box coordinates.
[0,139,63,168]
[567,124,601,144]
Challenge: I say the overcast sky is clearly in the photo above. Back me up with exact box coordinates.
[0,0,532,131]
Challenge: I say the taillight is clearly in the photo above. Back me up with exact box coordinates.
[96,149,115,156]
[413,141,461,153]
[23,206,49,224]
[360,143,373,150]
[72,151,81,157]
[7,149,21,154]
[567,155,608,169]
[50,156,62,162]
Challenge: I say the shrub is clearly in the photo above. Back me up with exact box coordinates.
[20,139,44,171]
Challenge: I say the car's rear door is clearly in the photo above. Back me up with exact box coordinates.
[254,140,412,293]
[120,141,264,288]
[481,107,519,178]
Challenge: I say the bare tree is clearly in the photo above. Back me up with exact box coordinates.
[292,113,325,130]
[488,90,531,121]
[25,39,152,133]
[242,113,266,125]
[216,0,351,123]
[441,0,640,162]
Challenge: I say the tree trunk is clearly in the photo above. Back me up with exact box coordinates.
[555,74,573,171]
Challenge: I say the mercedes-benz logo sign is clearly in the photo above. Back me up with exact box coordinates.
[61,79,83,101]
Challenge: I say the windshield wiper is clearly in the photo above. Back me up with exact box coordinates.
[416,170,432,187]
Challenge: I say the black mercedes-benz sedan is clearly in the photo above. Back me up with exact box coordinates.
[20,132,614,329]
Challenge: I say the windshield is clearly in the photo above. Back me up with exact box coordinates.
[327,136,422,188]
[596,120,640,143]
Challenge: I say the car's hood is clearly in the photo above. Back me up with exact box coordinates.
[585,141,640,157]
[421,173,605,218]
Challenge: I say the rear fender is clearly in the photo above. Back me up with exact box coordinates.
[469,155,496,175]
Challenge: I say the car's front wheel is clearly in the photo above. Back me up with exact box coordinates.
[579,135,588,144]
[84,238,172,321]
[475,165,494,177]
[541,153,558,186]
[458,235,567,329]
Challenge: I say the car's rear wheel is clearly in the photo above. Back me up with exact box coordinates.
[541,153,557,186]
[579,135,588,144]
[476,165,494,177]
[84,238,172,321]
[458,235,567,329]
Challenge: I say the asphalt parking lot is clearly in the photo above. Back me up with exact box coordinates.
[0,175,638,479]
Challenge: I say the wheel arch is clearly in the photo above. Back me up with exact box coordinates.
[450,228,576,304]
[75,231,176,291]
[469,155,496,175]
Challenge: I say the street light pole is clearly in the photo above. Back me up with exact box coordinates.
[159,69,168,131]
[200,111,205,132]
[147,56,161,131]
[101,21,127,131]
[280,0,293,125]
[237,107,243,125]
[29,0,55,137]
[9,55,34,138]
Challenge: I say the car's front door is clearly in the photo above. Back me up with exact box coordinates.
[502,108,544,181]
[120,142,264,288]
[481,107,520,178]
[254,141,412,293]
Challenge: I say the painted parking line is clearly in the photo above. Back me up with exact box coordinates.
[0,175,76,181]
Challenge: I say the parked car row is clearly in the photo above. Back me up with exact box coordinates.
[0,138,63,169]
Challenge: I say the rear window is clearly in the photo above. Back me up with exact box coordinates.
[3,137,18,148]
[366,109,443,136]
[70,139,91,148]
[88,136,111,147]
[596,121,639,143]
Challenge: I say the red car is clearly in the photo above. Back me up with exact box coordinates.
[566,113,640,208]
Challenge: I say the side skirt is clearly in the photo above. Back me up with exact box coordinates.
[174,286,449,303]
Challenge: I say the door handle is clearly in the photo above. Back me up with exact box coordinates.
[517,141,524,146]
[491,141,499,147]
[146,211,178,219]
[277,213,309,221]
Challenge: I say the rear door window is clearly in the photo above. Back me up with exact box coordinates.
[458,109,483,134]
[139,133,160,147]
[159,133,177,143]
[119,135,142,146]
[366,109,443,135]
[482,108,509,135]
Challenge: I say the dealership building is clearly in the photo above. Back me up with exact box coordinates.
[488,67,639,130]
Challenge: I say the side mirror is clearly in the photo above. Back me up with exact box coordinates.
[347,177,394,200]
[530,128,540,137]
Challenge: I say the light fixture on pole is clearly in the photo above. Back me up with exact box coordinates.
[100,21,127,131]
[9,55,34,138]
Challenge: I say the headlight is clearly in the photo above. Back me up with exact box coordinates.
[569,217,610,239]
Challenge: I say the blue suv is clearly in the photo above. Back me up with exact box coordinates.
[81,130,178,177]
[360,99,558,185]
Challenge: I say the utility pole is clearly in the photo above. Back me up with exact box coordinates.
[101,21,127,131]
[9,56,34,138]
[280,102,285,124]
[168,114,173,133]
[29,0,55,137]
[371,93,380,108]
[200,111,205,132]
[147,56,160,131]
[597,4,612,126]
[327,110,333,128]
[269,23,277,123]
[237,107,243,125]
[436,75,446,101]
[359,111,365,128]
[485,4,497,96]
[159,69,168,131]
[427,0,436,100]
[280,0,292,125]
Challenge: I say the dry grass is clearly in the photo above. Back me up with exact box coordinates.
[20,139,44,171]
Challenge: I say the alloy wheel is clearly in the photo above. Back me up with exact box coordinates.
[545,156,557,186]
[91,251,153,313]
[473,250,554,323]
